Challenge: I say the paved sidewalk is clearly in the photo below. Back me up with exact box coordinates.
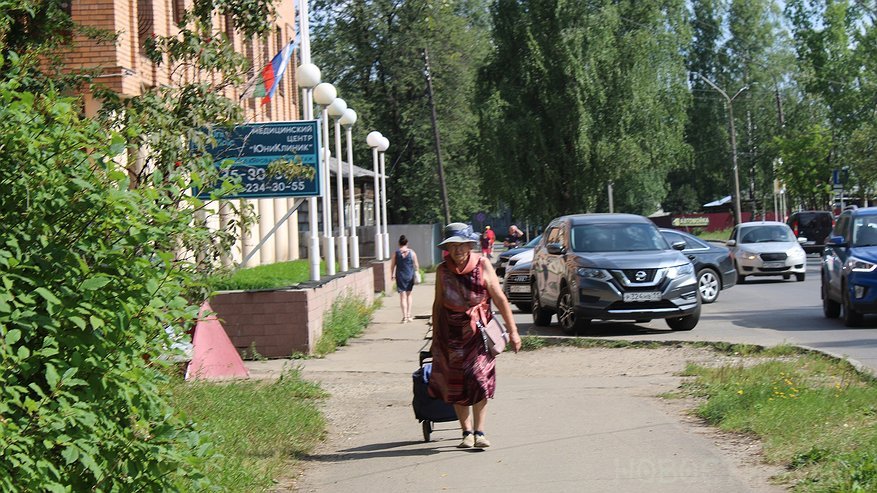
[245,275,784,493]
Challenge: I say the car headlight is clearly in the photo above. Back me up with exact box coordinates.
[577,267,612,281]
[848,256,877,273]
[666,263,694,279]
[737,250,758,260]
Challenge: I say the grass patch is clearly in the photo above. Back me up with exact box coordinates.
[314,294,376,356]
[519,336,664,351]
[696,228,732,241]
[208,260,327,291]
[170,369,327,492]
[678,352,877,491]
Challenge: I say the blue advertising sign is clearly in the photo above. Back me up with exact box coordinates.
[196,121,321,199]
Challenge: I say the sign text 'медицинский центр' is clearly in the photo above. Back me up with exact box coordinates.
[196,121,321,199]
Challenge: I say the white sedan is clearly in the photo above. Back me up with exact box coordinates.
[726,221,807,283]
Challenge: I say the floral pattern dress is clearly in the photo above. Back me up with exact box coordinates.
[428,255,496,405]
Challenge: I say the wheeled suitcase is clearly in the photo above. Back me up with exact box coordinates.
[412,350,457,441]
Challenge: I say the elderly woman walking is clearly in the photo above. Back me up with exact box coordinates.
[428,223,522,448]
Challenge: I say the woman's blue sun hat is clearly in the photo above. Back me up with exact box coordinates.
[437,222,479,250]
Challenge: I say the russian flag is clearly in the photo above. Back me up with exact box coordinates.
[241,36,299,105]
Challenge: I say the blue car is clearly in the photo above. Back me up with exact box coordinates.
[822,207,877,326]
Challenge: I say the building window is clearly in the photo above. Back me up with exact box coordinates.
[224,14,235,43]
[172,0,185,26]
[137,0,153,56]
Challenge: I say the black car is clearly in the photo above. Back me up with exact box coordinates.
[531,214,701,334]
[788,210,834,255]
[659,229,737,304]
[495,234,542,277]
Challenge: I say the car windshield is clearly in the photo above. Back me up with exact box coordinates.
[570,223,669,252]
[853,217,877,246]
[739,225,793,244]
[524,234,542,248]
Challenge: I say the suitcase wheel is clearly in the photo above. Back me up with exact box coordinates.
[422,420,433,442]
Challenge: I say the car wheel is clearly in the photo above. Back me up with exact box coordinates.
[557,284,588,335]
[796,273,806,282]
[666,306,700,331]
[531,285,552,327]
[734,261,745,284]
[515,303,532,313]
[843,283,863,327]
[822,275,840,319]
[697,268,721,304]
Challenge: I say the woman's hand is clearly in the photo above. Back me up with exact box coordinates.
[509,331,522,353]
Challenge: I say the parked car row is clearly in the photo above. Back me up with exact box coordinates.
[492,208,868,334]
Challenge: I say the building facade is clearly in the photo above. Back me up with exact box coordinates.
[61,0,376,267]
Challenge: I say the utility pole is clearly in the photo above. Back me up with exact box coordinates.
[422,47,452,225]
[698,73,748,225]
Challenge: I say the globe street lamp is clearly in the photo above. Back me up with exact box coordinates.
[340,108,359,268]
[377,136,390,259]
[313,82,337,275]
[366,131,384,260]
[327,97,348,272]
[295,62,322,281]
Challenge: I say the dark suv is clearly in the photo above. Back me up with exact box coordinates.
[788,211,834,255]
[821,207,877,326]
[531,214,701,334]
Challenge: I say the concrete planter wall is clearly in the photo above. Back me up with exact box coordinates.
[210,262,388,358]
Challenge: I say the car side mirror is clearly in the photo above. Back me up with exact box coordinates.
[546,243,566,255]
[828,236,849,248]
[726,239,737,247]
[797,237,808,244]
[671,241,686,251]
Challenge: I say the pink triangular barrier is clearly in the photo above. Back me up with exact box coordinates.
[186,301,249,381]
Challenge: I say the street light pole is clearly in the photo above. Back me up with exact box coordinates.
[295,62,322,281]
[314,82,337,275]
[340,108,358,268]
[698,73,747,225]
[328,98,348,272]
[366,131,384,260]
[377,137,390,259]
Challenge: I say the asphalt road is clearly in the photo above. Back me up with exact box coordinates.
[515,254,877,373]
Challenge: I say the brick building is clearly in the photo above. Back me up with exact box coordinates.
[61,0,378,266]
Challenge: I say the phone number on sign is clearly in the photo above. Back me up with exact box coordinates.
[243,181,308,193]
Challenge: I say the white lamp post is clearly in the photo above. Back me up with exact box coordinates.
[313,82,337,275]
[377,136,390,259]
[295,62,322,281]
[327,97,348,272]
[366,131,384,260]
[340,108,359,268]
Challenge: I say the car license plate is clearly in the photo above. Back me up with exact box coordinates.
[509,285,530,293]
[623,291,661,302]
[763,261,785,268]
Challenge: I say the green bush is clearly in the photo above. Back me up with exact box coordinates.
[0,58,212,490]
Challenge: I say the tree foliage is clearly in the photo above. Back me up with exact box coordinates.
[476,0,692,225]
[311,0,491,223]
[0,0,277,489]
[783,0,877,206]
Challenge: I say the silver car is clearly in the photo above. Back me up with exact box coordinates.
[726,221,807,283]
